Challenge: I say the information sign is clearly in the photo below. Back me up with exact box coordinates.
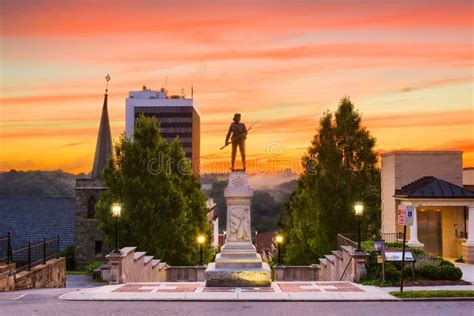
[383,250,415,262]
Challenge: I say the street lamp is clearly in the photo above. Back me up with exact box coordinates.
[275,234,284,266]
[354,202,364,252]
[197,234,205,266]
[111,203,122,254]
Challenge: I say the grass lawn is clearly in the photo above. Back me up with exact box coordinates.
[390,290,474,298]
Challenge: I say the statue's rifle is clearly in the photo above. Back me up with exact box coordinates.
[220,121,259,150]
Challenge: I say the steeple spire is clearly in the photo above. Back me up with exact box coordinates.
[91,76,113,179]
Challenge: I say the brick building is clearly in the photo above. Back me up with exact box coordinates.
[125,86,200,173]
[381,151,474,263]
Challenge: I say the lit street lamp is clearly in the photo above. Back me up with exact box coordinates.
[112,203,122,254]
[354,202,364,252]
[197,234,206,266]
[275,234,284,266]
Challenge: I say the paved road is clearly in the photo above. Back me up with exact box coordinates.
[1,288,474,316]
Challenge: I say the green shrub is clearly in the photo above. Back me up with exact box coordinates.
[385,242,404,249]
[361,240,374,252]
[85,261,103,275]
[417,265,442,280]
[360,278,399,287]
[60,245,75,271]
[403,265,415,279]
[385,263,401,281]
[439,260,454,267]
[410,248,425,258]
[364,251,381,279]
[440,266,462,281]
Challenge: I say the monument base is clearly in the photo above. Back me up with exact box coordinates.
[205,172,271,287]
[204,262,272,287]
[205,241,272,287]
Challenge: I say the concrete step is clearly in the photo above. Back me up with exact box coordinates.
[121,247,137,255]
[143,256,153,265]
[151,259,161,268]
[324,254,336,264]
[332,250,343,259]
[133,251,146,261]
[156,262,167,270]
[319,258,328,267]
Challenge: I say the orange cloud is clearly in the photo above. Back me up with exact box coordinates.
[2,1,471,38]
[364,109,474,129]
[1,0,473,173]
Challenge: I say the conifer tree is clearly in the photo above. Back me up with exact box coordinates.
[96,115,212,265]
[283,97,380,264]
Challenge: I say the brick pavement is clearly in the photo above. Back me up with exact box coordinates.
[59,281,396,301]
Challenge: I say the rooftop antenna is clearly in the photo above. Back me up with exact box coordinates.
[105,74,111,93]
[191,85,194,99]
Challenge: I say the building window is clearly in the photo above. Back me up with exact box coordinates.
[87,196,97,219]
[95,241,102,255]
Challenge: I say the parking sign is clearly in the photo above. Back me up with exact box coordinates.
[406,206,415,226]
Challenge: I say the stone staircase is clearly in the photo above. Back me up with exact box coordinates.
[275,244,369,282]
[105,247,167,284]
[318,245,369,282]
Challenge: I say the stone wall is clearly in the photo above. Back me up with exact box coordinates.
[274,246,369,282]
[75,177,109,270]
[274,265,319,281]
[0,258,66,292]
[0,263,16,292]
[166,266,206,282]
[106,247,167,284]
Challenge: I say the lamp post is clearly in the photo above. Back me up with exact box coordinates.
[197,234,205,266]
[275,234,283,266]
[111,203,122,254]
[354,202,364,252]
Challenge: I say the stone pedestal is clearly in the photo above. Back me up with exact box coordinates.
[205,172,271,287]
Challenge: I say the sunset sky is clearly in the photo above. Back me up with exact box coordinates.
[1,0,473,174]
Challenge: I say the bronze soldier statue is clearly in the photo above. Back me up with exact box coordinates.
[225,113,247,172]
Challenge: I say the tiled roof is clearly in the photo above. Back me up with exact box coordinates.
[395,176,474,199]
[0,197,75,250]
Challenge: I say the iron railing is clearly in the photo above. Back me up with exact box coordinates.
[380,232,403,243]
[337,234,358,249]
[337,232,404,250]
[0,232,12,264]
[0,233,60,272]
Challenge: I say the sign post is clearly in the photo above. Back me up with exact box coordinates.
[398,205,414,293]
[400,225,407,292]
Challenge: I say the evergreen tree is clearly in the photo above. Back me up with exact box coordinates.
[96,115,212,265]
[283,97,380,264]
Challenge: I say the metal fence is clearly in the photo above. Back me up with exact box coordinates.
[337,233,358,249]
[337,232,403,250]
[380,232,403,243]
[0,232,12,264]
[0,232,60,272]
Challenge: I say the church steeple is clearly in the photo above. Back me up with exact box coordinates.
[91,84,113,179]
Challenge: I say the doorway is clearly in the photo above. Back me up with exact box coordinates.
[418,210,442,256]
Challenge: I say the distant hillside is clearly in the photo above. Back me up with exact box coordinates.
[206,177,298,232]
[0,170,82,197]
